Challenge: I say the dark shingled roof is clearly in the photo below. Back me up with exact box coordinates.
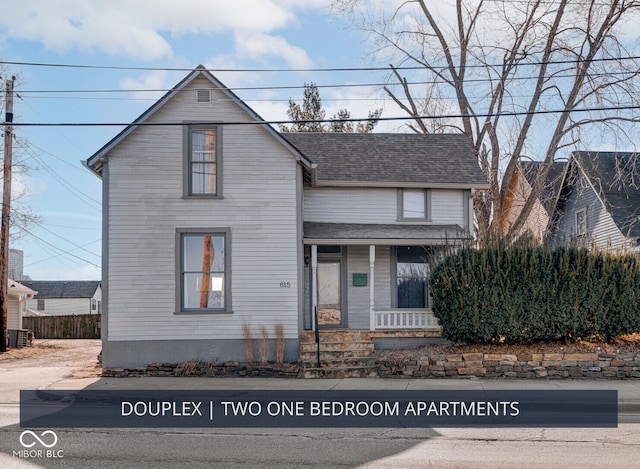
[22,281,101,299]
[304,222,470,244]
[572,151,640,238]
[518,160,567,213]
[281,133,488,187]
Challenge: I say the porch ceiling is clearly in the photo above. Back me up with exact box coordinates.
[303,222,470,245]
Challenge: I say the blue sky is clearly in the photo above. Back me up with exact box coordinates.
[1,0,402,280]
[3,1,639,280]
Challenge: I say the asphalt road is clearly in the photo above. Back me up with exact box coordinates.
[1,340,639,468]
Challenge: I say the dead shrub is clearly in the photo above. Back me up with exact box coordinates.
[242,323,254,364]
[259,325,269,364]
[275,324,285,364]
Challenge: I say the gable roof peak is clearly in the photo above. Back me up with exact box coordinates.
[85,65,311,176]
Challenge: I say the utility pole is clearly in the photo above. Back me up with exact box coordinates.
[0,76,15,353]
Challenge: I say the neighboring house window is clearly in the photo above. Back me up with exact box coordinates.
[185,126,221,196]
[576,209,587,238]
[91,299,97,311]
[177,229,231,313]
[396,246,430,308]
[37,299,45,311]
[400,189,430,220]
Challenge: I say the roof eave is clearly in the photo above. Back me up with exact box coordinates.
[311,180,490,190]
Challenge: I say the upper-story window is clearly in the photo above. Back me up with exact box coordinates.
[576,208,587,238]
[185,125,222,197]
[400,189,430,220]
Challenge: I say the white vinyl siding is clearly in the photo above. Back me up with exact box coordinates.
[26,297,99,316]
[304,187,397,223]
[105,75,300,341]
[7,296,20,329]
[346,246,391,329]
[304,187,466,225]
[430,189,465,225]
[556,168,632,251]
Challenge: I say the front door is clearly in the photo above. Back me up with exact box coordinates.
[317,260,343,327]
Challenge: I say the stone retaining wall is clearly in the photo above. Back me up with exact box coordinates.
[379,351,640,379]
[101,351,640,379]
[101,361,300,378]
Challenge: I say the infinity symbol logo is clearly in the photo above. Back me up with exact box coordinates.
[19,430,58,448]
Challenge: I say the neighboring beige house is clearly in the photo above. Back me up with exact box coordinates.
[84,66,489,369]
[24,281,102,316]
[6,279,37,345]
[500,159,566,241]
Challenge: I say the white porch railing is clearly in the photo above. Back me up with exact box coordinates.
[373,309,440,330]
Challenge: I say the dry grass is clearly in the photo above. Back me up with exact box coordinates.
[242,323,254,364]
[275,324,285,364]
[259,325,269,365]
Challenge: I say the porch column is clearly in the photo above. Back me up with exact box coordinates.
[311,245,318,331]
[369,245,375,331]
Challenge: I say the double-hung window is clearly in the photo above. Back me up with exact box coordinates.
[396,246,430,308]
[177,229,231,313]
[576,209,587,238]
[185,126,221,196]
[400,189,430,220]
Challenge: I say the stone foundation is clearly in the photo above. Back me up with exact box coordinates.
[378,351,640,379]
[102,361,300,378]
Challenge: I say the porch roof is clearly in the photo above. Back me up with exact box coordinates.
[303,222,470,245]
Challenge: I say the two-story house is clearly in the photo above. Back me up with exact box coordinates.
[85,66,488,369]
[550,151,640,252]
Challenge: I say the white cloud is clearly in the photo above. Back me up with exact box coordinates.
[120,70,172,101]
[0,0,319,64]
[234,32,313,69]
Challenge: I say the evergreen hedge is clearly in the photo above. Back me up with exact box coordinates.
[428,244,640,344]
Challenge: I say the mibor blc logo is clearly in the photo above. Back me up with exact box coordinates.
[14,430,64,459]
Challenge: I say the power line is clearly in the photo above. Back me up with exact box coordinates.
[10,69,640,95]
[3,54,640,73]
[7,103,640,128]
[17,227,101,269]
[19,145,102,209]
[32,221,101,260]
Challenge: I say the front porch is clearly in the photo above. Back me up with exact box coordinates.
[305,239,448,332]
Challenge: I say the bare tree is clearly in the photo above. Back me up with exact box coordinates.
[333,0,640,238]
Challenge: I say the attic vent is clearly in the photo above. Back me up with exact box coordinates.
[196,89,211,103]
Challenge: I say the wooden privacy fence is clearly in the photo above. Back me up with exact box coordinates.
[23,314,101,339]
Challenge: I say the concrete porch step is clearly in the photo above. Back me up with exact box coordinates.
[300,330,373,343]
[300,349,375,362]
[299,341,375,353]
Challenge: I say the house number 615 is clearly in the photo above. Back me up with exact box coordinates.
[280,282,291,288]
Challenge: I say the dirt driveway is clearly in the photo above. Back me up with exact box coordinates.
[0,339,102,379]
[0,339,102,428]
